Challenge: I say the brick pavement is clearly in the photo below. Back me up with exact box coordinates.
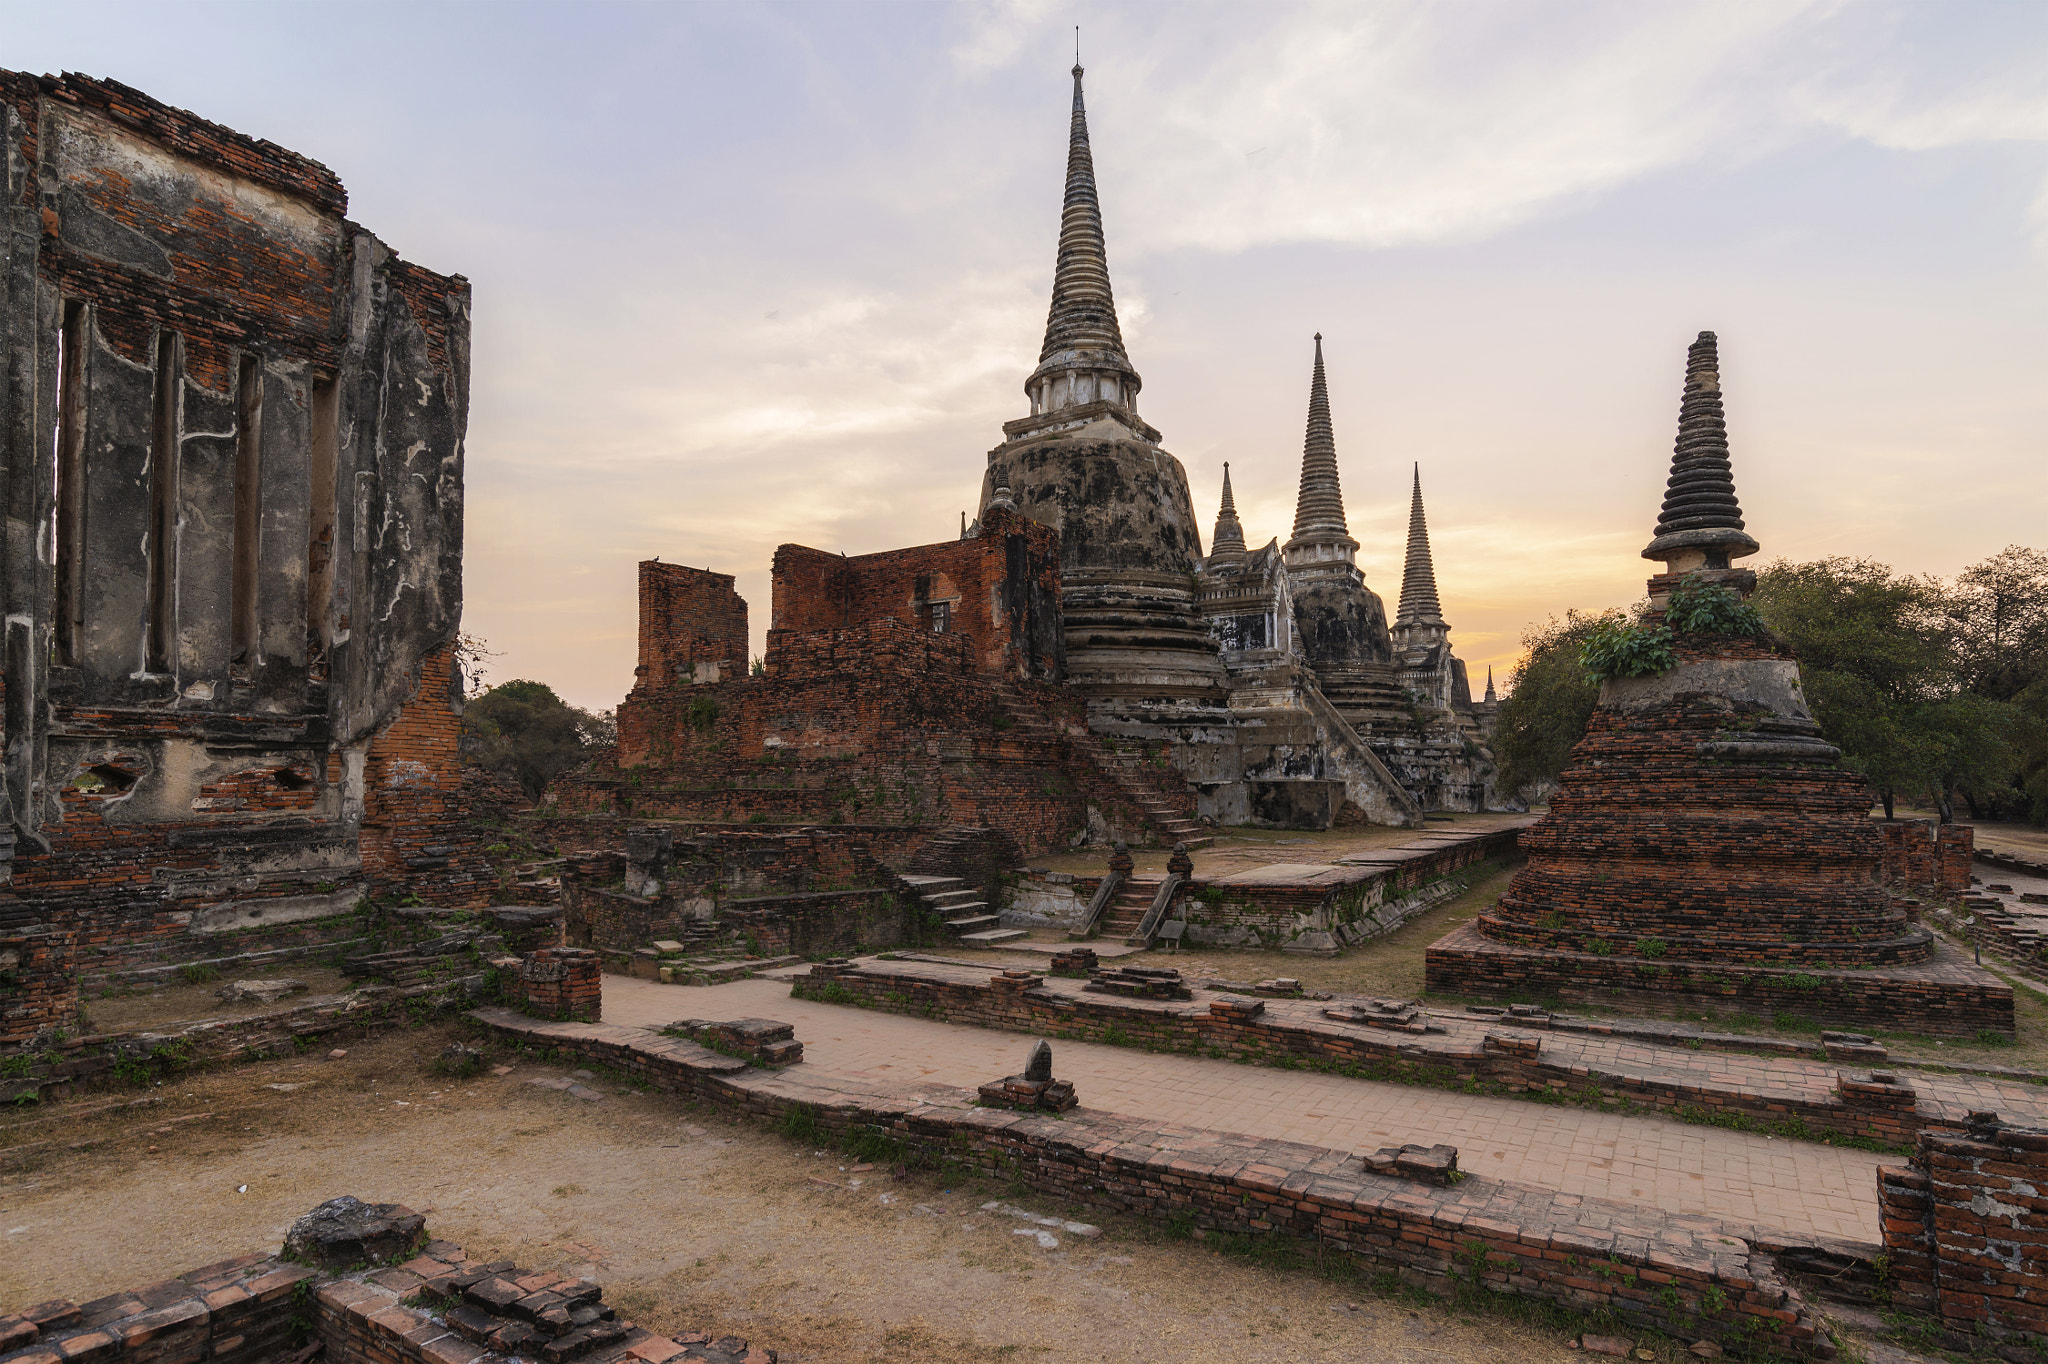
[601,974,1890,1243]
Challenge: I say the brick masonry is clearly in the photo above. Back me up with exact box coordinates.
[635,564,748,690]
[1426,626,2008,1033]
[1879,1114,2048,1352]
[1427,923,2014,1040]
[0,1226,774,1364]
[519,948,601,1023]
[567,507,1201,857]
[469,1006,1835,1357]
[790,957,1933,1146]
[0,71,482,1052]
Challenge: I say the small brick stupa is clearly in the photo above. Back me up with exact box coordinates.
[1427,332,2012,1037]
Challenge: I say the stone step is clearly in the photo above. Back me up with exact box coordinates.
[935,898,989,914]
[902,874,966,890]
[947,915,1002,933]
[925,889,983,906]
[959,928,1030,947]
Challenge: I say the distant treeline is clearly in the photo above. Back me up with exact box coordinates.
[1493,548,2048,823]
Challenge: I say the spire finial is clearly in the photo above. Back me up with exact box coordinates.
[1394,464,1445,627]
[1210,462,1247,563]
[1484,665,1496,704]
[1288,333,1352,550]
[1015,56,1142,435]
[1642,330,1759,568]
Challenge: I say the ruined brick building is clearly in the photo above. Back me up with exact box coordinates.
[571,64,1495,855]
[0,73,481,1042]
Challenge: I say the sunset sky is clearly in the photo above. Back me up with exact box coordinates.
[9,1,2047,711]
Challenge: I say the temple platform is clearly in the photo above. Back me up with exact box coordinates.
[1424,922,2014,1039]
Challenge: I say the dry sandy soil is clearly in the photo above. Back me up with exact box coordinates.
[3,1021,1662,1364]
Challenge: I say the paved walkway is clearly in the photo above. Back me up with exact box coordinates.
[602,974,1890,1244]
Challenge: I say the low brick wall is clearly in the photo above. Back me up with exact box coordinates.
[789,959,1926,1145]
[2,976,499,1106]
[0,1252,317,1364]
[0,1226,770,1364]
[467,1007,1830,1357]
[1879,1116,2048,1350]
[1427,924,2013,1039]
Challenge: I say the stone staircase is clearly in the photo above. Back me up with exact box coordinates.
[509,857,565,904]
[987,681,1211,850]
[1094,877,1162,942]
[902,873,1025,948]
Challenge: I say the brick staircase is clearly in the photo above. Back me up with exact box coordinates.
[987,681,1211,849]
[1093,877,1161,942]
[902,873,1026,948]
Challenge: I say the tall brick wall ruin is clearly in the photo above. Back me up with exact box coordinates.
[572,507,1120,857]
[636,563,748,689]
[768,509,1063,682]
[0,72,479,1043]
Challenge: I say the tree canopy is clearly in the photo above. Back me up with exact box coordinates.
[1750,556,2037,821]
[1490,608,1624,800]
[463,679,615,800]
[1491,548,2048,822]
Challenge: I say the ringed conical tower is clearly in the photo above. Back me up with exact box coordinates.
[1426,331,2010,1037]
[981,64,1227,726]
[1283,336,1392,672]
[1208,462,1248,568]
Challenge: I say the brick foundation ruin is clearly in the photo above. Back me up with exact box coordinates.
[0,1201,777,1364]
[1427,333,2008,1035]
[469,1007,1834,1357]
[1879,1113,2048,1354]
[0,72,485,1047]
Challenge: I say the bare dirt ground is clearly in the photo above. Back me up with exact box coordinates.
[82,962,358,1035]
[2,1020,1657,1364]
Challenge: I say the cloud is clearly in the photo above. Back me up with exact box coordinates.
[951,1,1839,253]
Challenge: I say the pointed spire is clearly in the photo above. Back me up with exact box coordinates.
[1285,334,1357,563]
[1483,666,1496,704]
[1037,64,1127,370]
[1013,63,1144,437]
[1210,462,1247,563]
[1395,463,1445,626]
[1643,330,1759,567]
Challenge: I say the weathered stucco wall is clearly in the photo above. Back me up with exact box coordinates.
[0,72,477,1042]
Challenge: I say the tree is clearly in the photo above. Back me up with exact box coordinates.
[1945,547,2048,819]
[1491,609,1624,801]
[463,679,615,800]
[1751,558,2025,820]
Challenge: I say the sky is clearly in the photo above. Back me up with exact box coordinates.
[8,0,2047,711]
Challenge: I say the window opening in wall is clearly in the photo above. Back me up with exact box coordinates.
[931,600,953,634]
[231,353,262,664]
[145,332,180,674]
[306,375,338,676]
[53,300,87,665]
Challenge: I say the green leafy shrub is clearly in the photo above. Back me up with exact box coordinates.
[1664,574,1771,638]
[1580,621,1677,682]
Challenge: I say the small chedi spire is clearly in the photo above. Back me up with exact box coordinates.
[1483,665,1496,704]
[1285,334,1358,565]
[1642,330,1759,571]
[1209,462,1247,564]
[1018,63,1143,432]
[1394,463,1445,628]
